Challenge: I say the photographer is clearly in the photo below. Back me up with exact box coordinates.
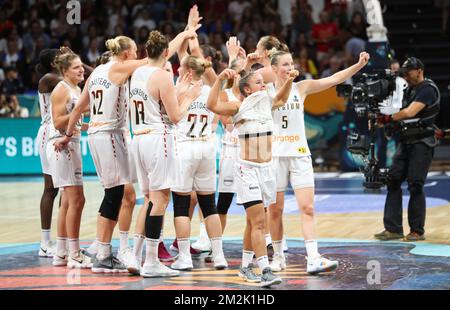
[374,57,440,241]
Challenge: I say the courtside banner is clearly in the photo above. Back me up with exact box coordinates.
[0,118,97,175]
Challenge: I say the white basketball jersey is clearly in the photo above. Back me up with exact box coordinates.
[129,66,174,135]
[222,88,239,147]
[87,61,128,134]
[38,92,51,125]
[48,81,81,140]
[176,84,215,142]
[269,83,310,157]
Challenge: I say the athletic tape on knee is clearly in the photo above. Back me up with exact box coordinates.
[172,192,191,218]
[99,185,125,221]
[197,194,218,218]
[145,201,163,239]
[217,192,234,215]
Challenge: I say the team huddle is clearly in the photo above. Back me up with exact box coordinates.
[35,6,370,288]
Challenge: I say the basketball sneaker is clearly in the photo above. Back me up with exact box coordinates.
[238,265,261,283]
[126,254,142,275]
[260,268,282,288]
[191,235,211,252]
[68,251,93,269]
[52,252,68,266]
[39,241,56,258]
[158,242,176,262]
[213,254,228,270]
[306,255,339,275]
[117,247,135,266]
[92,254,128,273]
[270,253,286,272]
[141,261,180,278]
[170,239,201,258]
[171,255,193,271]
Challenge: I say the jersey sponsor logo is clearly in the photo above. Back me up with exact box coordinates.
[297,147,308,154]
[272,135,300,143]
[223,177,234,187]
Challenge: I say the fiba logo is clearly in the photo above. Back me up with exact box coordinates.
[66,0,81,25]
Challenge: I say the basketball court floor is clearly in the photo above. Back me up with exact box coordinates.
[1,173,449,290]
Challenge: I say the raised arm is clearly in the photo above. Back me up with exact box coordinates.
[207,69,240,116]
[272,70,299,109]
[158,71,201,124]
[111,58,150,85]
[298,52,370,97]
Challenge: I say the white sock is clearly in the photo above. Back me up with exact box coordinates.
[41,229,51,244]
[305,240,320,259]
[119,231,129,252]
[256,255,270,273]
[97,242,112,260]
[87,238,99,255]
[210,237,224,258]
[133,234,145,261]
[282,236,288,251]
[145,238,159,264]
[177,238,191,258]
[272,240,283,256]
[265,234,272,246]
[241,250,254,268]
[68,238,80,257]
[56,237,67,255]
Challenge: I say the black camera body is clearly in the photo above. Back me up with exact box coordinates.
[338,70,397,191]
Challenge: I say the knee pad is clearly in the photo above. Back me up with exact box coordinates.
[172,192,191,218]
[243,200,263,210]
[197,194,218,218]
[145,201,163,239]
[99,185,125,221]
[217,192,234,215]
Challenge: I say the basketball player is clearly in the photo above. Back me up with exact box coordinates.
[81,50,138,267]
[267,49,370,274]
[55,36,150,273]
[126,29,202,277]
[170,54,228,271]
[207,67,299,287]
[47,52,91,268]
[35,49,62,258]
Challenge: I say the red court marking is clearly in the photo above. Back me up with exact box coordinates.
[0,266,94,276]
[0,276,141,289]
[30,285,124,290]
[145,286,237,290]
[287,280,308,285]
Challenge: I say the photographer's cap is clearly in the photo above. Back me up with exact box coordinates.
[399,57,424,76]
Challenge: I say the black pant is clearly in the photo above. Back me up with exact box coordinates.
[383,142,433,235]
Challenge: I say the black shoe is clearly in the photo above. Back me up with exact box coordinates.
[374,230,404,241]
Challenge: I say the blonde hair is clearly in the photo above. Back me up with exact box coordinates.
[145,30,169,59]
[258,36,289,53]
[105,36,134,56]
[268,48,291,66]
[54,52,80,75]
[183,55,212,77]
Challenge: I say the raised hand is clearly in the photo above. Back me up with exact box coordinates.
[188,5,203,29]
[176,72,194,96]
[218,69,237,81]
[226,37,241,61]
[288,69,300,80]
[358,52,370,67]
